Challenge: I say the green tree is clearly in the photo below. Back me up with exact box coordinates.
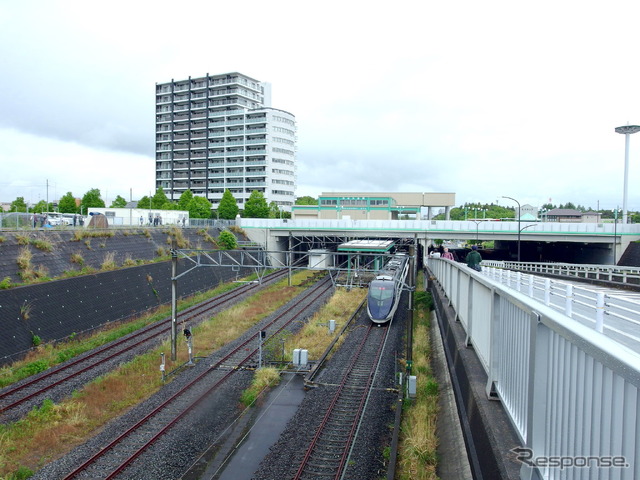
[58,192,78,213]
[295,195,318,205]
[188,196,212,219]
[243,190,270,218]
[30,200,51,213]
[110,195,128,208]
[217,230,238,250]
[178,190,194,210]
[269,201,280,219]
[137,196,151,209]
[10,197,28,212]
[81,188,106,210]
[218,189,239,219]
[151,187,170,209]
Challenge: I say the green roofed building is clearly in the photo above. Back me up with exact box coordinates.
[292,192,455,220]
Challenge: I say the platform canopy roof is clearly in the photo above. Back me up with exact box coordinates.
[337,239,395,253]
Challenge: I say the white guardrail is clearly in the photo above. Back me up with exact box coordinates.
[492,260,640,286]
[427,258,640,480]
[480,261,640,352]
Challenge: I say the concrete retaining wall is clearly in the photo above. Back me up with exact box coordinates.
[0,257,250,365]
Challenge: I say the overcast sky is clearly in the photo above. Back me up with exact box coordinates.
[1,1,639,211]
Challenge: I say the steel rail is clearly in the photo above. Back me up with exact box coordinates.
[62,278,333,480]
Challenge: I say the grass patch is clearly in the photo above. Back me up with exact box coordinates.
[31,238,53,252]
[396,272,439,480]
[122,254,137,267]
[197,228,218,246]
[101,252,117,270]
[15,234,30,246]
[70,253,84,266]
[280,286,367,363]
[16,247,32,270]
[240,367,281,407]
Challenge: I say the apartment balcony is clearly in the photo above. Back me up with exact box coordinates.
[245,182,266,187]
[226,150,245,157]
[245,149,267,156]
[226,119,245,126]
[191,92,207,100]
[208,152,225,158]
[225,171,245,177]
[173,123,189,132]
[190,144,207,150]
[226,129,245,137]
[208,108,243,118]
[226,181,244,187]
[156,85,171,94]
[191,122,207,130]
[208,131,225,138]
[245,138,266,145]
[173,143,189,151]
[246,128,266,134]
[208,181,225,188]
[156,125,172,133]
[225,140,245,146]
[156,96,172,105]
[245,160,266,166]
[174,84,189,92]
[173,162,189,170]
[156,106,172,113]
[246,116,266,124]
[191,103,206,111]
[156,145,171,152]
[191,82,206,91]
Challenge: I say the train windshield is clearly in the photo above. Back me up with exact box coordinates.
[369,281,394,301]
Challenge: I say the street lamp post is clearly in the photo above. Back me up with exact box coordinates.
[615,125,640,224]
[502,196,521,261]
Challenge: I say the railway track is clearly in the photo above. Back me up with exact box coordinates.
[59,277,334,479]
[293,321,390,480]
[0,268,292,422]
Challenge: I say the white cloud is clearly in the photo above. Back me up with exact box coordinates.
[0,0,639,211]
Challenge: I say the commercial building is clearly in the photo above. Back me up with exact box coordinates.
[155,73,297,211]
[292,192,456,220]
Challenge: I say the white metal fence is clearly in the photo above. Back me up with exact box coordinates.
[428,258,640,480]
[488,260,640,287]
[479,262,640,352]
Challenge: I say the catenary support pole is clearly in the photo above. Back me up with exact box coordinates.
[171,239,178,361]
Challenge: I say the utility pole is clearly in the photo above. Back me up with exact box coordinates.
[171,239,178,360]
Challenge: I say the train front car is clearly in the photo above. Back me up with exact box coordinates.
[367,275,396,323]
[367,254,408,324]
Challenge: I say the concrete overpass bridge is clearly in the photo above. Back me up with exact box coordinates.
[238,218,640,265]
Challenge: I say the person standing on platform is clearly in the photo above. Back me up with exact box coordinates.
[465,245,482,271]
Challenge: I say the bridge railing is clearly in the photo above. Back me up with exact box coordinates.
[477,263,640,351]
[428,258,640,479]
[485,260,640,286]
[238,218,640,235]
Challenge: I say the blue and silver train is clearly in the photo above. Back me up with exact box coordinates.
[366,253,409,324]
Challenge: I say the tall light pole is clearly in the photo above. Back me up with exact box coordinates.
[615,125,640,224]
[502,196,521,261]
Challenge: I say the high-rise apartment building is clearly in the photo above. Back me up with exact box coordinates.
[155,72,297,210]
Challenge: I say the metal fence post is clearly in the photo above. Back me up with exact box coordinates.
[565,284,573,317]
[544,278,551,306]
[596,293,605,333]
